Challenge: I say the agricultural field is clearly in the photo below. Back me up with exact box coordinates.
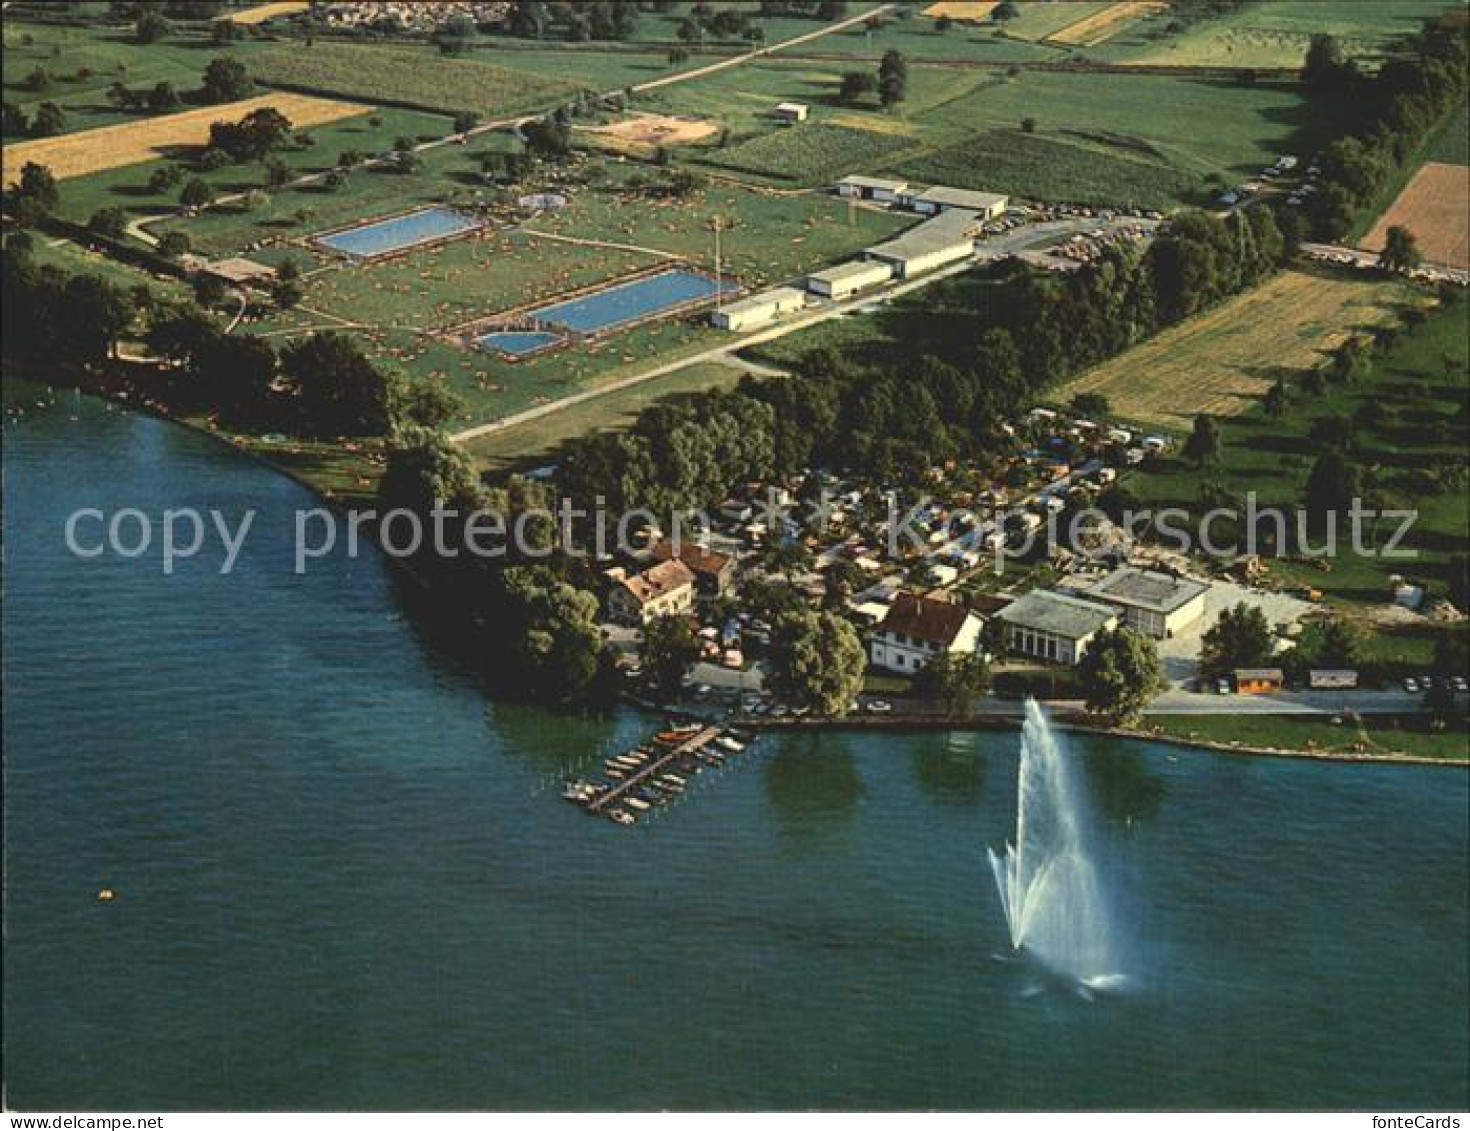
[1124,286,1467,616]
[1089,0,1459,68]
[220,2,310,24]
[244,41,582,118]
[468,360,755,469]
[2,92,367,182]
[698,121,922,185]
[880,68,1350,208]
[1361,162,1470,271]
[920,2,1000,21]
[994,1,1115,42]
[639,60,1350,208]
[1045,2,1167,47]
[1054,269,1413,431]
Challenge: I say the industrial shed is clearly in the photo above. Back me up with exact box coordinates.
[836,174,910,203]
[709,286,807,331]
[908,185,1010,219]
[863,209,977,279]
[805,259,893,299]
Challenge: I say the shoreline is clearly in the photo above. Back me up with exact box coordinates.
[733,713,1470,767]
[8,369,1468,770]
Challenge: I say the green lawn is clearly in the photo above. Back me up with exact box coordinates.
[51,107,456,244]
[1427,98,1469,167]
[1091,0,1460,69]
[1148,714,1469,761]
[467,360,755,469]
[1126,286,1469,612]
[521,169,913,289]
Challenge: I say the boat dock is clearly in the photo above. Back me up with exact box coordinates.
[564,724,752,827]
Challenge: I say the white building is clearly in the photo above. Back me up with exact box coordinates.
[836,174,909,203]
[773,102,809,122]
[709,286,807,331]
[864,209,977,279]
[805,259,892,299]
[869,593,984,674]
[998,590,1118,665]
[1083,566,1209,639]
[908,186,1009,220]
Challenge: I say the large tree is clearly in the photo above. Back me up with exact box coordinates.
[1378,225,1422,274]
[1077,627,1165,724]
[913,651,990,716]
[767,609,866,715]
[1182,413,1221,468]
[640,614,702,700]
[1199,602,1273,679]
[200,56,253,104]
[279,331,396,437]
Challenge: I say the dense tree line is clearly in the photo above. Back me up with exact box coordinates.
[1298,20,1468,241]
[556,207,1290,519]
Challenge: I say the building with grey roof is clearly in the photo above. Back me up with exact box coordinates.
[909,186,1009,219]
[864,208,979,278]
[998,590,1119,665]
[1084,566,1210,638]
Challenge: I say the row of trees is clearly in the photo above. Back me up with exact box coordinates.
[1299,21,1468,241]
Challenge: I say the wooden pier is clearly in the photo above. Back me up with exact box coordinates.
[567,724,748,826]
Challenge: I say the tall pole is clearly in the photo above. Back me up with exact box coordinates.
[713,216,724,311]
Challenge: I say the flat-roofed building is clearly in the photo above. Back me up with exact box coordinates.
[709,286,807,331]
[836,174,910,202]
[1083,566,1210,639]
[805,259,893,299]
[773,102,810,122]
[909,186,1009,219]
[864,209,977,279]
[998,589,1118,665]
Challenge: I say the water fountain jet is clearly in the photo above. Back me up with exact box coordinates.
[989,700,1124,988]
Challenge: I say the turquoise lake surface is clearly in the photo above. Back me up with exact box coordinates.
[3,381,1467,1110]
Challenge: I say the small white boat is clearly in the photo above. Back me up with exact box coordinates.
[626,797,651,812]
[608,810,635,826]
[717,737,744,753]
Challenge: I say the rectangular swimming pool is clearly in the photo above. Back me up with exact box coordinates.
[316,206,483,259]
[527,270,733,335]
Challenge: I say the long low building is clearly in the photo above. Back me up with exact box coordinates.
[1083,566,1210,639]
[805,259,893,299]
[710,286,807,331]
[909,185,1009,219]
[864,209,978,279]
[836,174,909,202]
[998,589,1118,665]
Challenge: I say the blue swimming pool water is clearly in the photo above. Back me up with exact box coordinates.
[476,330,563,357]
[529,269,731,335]
[316,207,481,259]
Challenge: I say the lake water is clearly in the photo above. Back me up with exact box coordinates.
[4,381,1467,1111]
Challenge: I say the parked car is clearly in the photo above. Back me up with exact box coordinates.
[1403,677,1420,693]
[869,700,893,714]
[1452,676,1468,693]
[1216,678,1231,695]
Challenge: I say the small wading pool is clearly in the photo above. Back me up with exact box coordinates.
[476,330,564,358]
[315,206,483,259]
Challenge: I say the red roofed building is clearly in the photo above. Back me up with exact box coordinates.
[605,559,696,626]
[869,592,984,674]
[651,539,737,597]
